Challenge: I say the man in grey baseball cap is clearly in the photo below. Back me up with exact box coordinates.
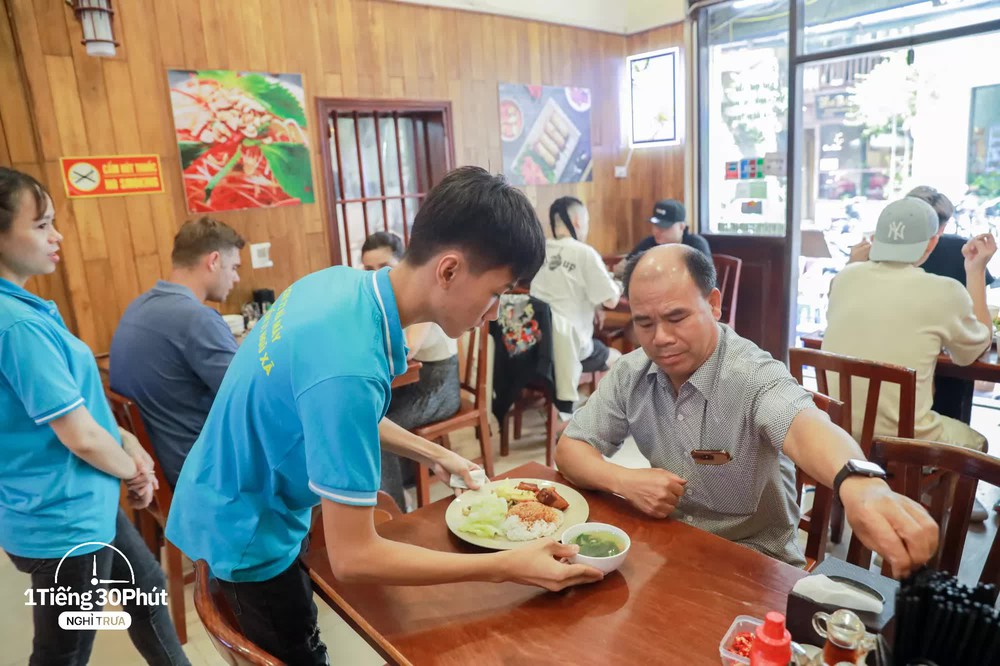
[823,196,997,520]
[868,196,941,263]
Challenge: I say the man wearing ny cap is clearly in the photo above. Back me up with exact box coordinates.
[619,200,711,273]
[822,197,995,467]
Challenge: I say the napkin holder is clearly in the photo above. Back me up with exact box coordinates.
[785,558,899,650]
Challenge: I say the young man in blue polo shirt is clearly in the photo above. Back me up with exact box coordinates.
[166,167,604,664]
[110,217,245,488]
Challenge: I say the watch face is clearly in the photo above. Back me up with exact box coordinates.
[849,459,885,475]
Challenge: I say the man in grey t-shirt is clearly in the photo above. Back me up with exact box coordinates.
[557,244,938,576]
[110,217,245,487]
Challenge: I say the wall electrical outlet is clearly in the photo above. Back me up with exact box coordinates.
[250,242,273,269]
[614,166,628,178]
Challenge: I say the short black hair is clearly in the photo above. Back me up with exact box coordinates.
[623,246,716,298]
[404,166,545,281]
[549,196,584,239]
[361,231,404,259]
[0,167,49,235]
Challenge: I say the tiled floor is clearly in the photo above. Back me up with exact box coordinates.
[1,402,995,665]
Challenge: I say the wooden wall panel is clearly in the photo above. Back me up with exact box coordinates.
[3,0,685,352]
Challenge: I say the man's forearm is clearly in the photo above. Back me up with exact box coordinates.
[554,436,625,495]
[783,408,866,489]
[378,417,443,467]
[966,267,993,332]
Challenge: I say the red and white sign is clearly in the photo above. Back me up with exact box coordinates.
[60,155,165,198]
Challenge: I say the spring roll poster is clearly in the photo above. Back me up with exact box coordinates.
[168,69,316,213]
[499,83,592,186]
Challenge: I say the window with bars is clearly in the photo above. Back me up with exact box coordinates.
[317,100,454,267]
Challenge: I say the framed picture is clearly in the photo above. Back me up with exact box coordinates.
[168,69,315,213]
[499,83,592,186]
[627,47,681,147]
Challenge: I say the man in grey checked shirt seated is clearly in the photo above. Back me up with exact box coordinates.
[556,244,938,576]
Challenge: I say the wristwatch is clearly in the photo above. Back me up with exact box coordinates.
[833,459,887,501]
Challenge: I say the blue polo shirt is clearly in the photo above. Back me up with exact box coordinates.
[110,280,238,488]
[0,279,121,558]
[165,267,407,582]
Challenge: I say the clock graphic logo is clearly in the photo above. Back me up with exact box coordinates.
[54,542,136,587]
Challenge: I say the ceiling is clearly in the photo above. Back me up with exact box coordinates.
[389,0,689,34]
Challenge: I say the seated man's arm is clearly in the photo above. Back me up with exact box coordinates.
[184,309,239,393]
[555,365,686,518]
[780,406,938,578]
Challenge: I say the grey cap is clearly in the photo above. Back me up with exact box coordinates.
[869,197,939,263]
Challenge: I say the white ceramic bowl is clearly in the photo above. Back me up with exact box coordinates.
[560,522,631,574]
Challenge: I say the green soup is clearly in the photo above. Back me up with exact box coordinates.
[573,531,624,558]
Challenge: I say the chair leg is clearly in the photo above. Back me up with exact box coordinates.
[545,402,558,468]
[477,412,495,478]
[165,541,187,644]
[138,512,160,561]
[500,412,510,457]
[513,409,523,439]
[830,498,845,544]
[415,465,431,508]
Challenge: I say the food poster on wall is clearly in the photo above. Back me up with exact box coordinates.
[168,69,316,213]
[499,84,592,186]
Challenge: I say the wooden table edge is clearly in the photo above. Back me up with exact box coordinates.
[308,566,413,666]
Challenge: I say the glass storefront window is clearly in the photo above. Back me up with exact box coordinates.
[804,0,1000,55]
[703,0,790,236]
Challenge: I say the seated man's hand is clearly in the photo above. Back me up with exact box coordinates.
[839,477,938,578]
[618,467,687,519]
[848,239,871,264]
[594,309,607,330]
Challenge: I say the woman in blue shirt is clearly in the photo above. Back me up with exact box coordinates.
[0,168,189,665]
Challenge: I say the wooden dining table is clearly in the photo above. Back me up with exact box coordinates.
[303,462,806,666]
[801,335,1000,383]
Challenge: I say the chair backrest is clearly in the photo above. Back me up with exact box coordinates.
[788,347,916,457]
[802,390,845,567]
[103,387,174,520]
[712,254,742,327]
[849,437,1000,585]
[193,560,285,666]
[458,323,490,409]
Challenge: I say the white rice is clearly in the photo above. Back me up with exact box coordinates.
[502,513,563,541]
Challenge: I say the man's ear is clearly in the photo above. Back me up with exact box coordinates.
[204,250,221,272]
[435,252,462,288]
[707,287,722,321]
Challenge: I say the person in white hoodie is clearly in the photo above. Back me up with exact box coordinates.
[530,197,621,406]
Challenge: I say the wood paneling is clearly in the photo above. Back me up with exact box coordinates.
[704,235,787,360]
[2,0,684,353]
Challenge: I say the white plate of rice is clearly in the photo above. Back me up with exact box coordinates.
[445,478,589,550]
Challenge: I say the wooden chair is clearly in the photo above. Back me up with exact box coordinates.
[499,360,608,469]
[193,560,284,666]
[848,437,1000,585]
[788,347,916,543]
[798,390,843,572]
[412,324,493,507]
[104,387,189,644]
[712,254,742,328]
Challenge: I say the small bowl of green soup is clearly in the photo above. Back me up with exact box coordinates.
[560,522,631,574]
